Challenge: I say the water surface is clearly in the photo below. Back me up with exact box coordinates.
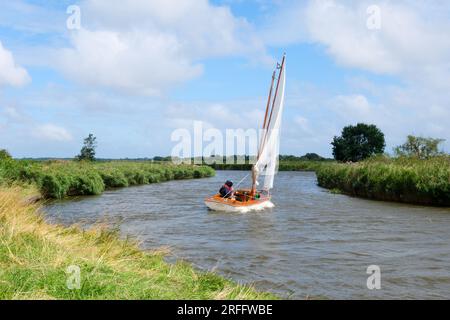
[45,171,450,299]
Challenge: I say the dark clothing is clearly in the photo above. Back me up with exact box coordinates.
[219,184,233,198]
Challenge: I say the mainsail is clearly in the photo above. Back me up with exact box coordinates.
[253,55,286,191]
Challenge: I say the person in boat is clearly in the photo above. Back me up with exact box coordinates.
[219,180,234,198]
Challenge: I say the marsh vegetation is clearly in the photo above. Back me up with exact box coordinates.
[0,159,215,199]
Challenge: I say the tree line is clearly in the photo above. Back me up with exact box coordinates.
[331,123,446,162]
[1,128,446,164]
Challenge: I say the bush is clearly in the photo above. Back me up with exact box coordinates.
[99,169,129,188]
[68,172,105,196]
[0,149,12,161]
[40,174,70,199]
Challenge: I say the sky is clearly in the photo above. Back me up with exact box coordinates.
[0,0,449,158]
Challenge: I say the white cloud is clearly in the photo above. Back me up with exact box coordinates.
[4,106,23,120]
[294,116,312,134]
[303,0,450,85]
[165,99,265,131]
[304,1,398,74]
[332,94,372,120]
[33,124,73,142]
[0,41,30,87]
[265,1,450,86]
[56,0,268,95]
[58,29,203,96]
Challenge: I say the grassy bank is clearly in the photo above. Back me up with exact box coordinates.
[0,188,275,299]
[0,160,215,199]
[316,156,450,206]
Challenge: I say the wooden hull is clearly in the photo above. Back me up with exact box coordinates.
[204,192,273,213]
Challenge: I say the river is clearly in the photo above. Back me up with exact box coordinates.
[44,171,450,299]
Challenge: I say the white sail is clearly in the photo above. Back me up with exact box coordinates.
[254,58,286,190]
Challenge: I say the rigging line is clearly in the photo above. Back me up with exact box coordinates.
[223,173,250,198]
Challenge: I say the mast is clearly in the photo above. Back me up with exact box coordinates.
[251,54,286,196]
[258,70,276,159]
[260,54,285,155]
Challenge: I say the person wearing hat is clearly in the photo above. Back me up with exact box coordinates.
[219,180,234,198]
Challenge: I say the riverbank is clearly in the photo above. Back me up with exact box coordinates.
[0,187,275,299]
[0,160,215,199]
[316,156,450,206]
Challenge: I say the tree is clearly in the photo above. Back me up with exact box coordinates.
[279,154,325,161]
[76,134,97,161]
[301,153,325,161]
[0,149,12,161]
[332,123,385,162]
[394,135,445,159]
[153,156,171,162]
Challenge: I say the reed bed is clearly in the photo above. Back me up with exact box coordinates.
[0,160,215,199]
[316,156,450,206]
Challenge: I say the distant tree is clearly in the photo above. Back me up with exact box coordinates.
[279,154,326,161]
[0,149,12,161]
[301,153,324,161]
[76,134,97,161]
[394,135,445,159]
[153,156,172,162]
[332,123,385,162]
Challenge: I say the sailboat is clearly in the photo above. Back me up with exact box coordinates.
[205,54,286,213]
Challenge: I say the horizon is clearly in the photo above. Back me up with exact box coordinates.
[1,1,449,158]
[13,152,332,161]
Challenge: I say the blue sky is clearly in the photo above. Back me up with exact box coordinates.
[1,0,449,158]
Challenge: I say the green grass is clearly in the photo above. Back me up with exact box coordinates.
[315,156,450,206]
[0,188,276,300]
[0,159,215,199]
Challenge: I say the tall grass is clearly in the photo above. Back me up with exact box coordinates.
[0,159,215,199]
[0,188,275,299]
[316,156,450,206]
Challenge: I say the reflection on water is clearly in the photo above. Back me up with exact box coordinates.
[44,171,450,299]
